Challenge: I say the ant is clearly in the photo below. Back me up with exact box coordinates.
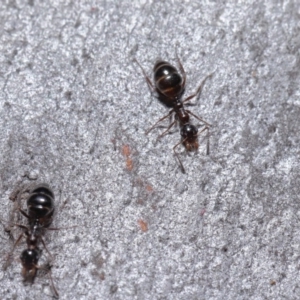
[3,184,59,298]
[134,51,213,173]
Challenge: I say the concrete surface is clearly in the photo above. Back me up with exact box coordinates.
[0,1,299,299]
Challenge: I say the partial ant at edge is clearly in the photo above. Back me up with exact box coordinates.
[134,50,214,173]
[2,183,60,298]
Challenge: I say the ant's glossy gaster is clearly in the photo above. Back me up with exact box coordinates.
[135,52,214,173]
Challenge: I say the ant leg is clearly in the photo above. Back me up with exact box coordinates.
[48,269,59,299]
[8,184,30,226]
[1,217,31,270]
[40,237,53,259]
[133,58,155,93]
[196,126,210,155]
[3,232,24,270]
[157,120,176,139]
[46,224,77,231]
[145,110,174,135]
[15,224,28,231]
[19,209,30,219]
[183,72,214,104]
[13,233,24,248]
[175,47,186,88]
[173,138,187,174]
[0,216,28,230]
[207,130,210,155]
[9,184,23,202]
[38,262,59,298]
[185,109,211,126]
[58,185,69,212]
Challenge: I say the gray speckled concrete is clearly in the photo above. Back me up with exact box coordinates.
[0,1,299,299]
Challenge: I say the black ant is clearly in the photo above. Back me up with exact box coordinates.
[3,184,59,298]
[134,52,213,173]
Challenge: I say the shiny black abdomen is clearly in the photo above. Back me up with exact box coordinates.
[154,61,183,98]
[27,184,54,221]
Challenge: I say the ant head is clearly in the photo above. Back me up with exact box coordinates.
[181,124,198,139]
[20,248,40,270]
[181,124,199,151]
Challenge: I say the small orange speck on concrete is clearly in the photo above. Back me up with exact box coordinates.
[138,219,148,232]
[122,144,131,157]
[146,185,153,192]
[126,158,134,171]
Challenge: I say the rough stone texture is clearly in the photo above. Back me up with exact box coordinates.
[0,1,299,299]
